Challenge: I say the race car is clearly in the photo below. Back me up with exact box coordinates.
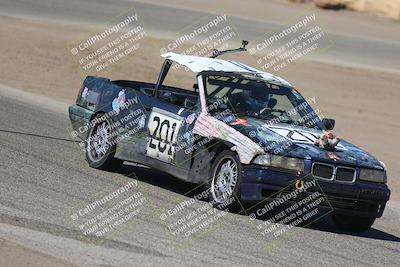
[69,41,390,232]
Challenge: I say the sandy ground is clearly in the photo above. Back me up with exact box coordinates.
[142,0,400,42]
[0,239,78,267]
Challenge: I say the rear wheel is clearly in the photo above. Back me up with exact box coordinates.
[85,114,123,170]
[332,213,375,233]
[208,150,242,211]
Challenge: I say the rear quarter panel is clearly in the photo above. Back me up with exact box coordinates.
[70,76,148,141]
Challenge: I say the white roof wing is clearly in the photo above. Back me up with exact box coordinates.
[161,52,291,87]
[161,52,258,73]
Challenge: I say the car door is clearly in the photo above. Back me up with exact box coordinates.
[145,92,200,169]
[112,86,156,162]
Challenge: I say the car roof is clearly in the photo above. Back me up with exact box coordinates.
[161,52,292,87]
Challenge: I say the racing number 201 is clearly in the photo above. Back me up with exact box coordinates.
[149,116,177,155]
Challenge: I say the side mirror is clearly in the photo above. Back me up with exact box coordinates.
[322,118,335,130]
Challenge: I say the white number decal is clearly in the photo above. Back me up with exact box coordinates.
[146,111,181,162]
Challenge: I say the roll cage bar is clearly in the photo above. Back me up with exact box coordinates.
[154,40,249,98]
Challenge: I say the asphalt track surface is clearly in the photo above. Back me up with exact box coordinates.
[1,86,400,267]
[0,0,400,73]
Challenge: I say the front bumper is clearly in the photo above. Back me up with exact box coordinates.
[240,165,391,218]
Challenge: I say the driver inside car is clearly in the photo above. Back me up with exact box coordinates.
[259,98,278,115]
[232,87,277,117]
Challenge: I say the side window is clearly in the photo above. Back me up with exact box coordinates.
[157,62,201,111]
[162,63,196,92]
[204,76,236,115]
[158,89,200,111]
[272,94,303,122]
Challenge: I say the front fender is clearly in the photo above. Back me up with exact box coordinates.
[193,113,264,164]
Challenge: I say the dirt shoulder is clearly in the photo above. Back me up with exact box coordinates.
[142,0,400,42]
[0,238,78,267]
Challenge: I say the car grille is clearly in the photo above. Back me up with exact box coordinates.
[312,163,356,183]
[336,167,356,182]
[322,195,357,210]
[312,164,334,180]
[271,189,358,210]
[262,189,380,212]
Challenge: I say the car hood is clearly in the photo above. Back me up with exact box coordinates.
[224,116,384,170]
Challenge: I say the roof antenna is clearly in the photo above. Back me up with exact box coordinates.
[210,40,249,58]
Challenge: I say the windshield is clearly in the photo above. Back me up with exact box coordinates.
[204,74,323,129]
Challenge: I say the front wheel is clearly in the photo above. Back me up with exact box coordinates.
[85,114,123,170]
[208,150,242,211]
[332,213,376,233]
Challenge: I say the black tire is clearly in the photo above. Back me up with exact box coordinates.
[208,150,242,212]
[85,113,123,170]
[332,213,375,233]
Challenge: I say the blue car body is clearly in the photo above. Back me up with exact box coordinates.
[69,52,390,221]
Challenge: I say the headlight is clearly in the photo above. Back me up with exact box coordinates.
[359,169,386,184]
[253,154,304,171]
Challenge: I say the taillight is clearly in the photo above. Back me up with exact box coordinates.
[76,84,84,102]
